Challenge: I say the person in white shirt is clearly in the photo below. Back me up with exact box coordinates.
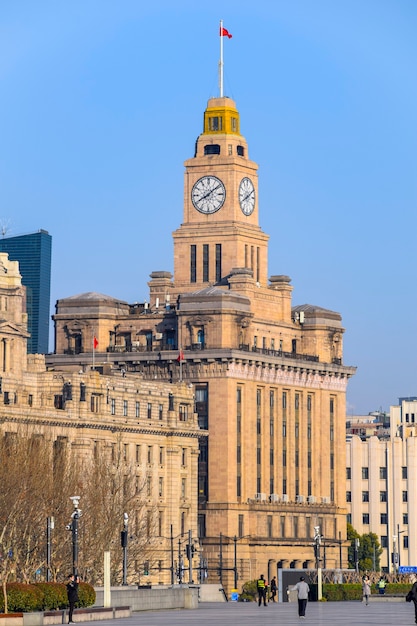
[293,576,310,619]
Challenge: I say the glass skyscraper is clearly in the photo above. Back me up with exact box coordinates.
[0,230,52,354]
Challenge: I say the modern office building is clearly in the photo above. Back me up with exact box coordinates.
[0,229,52,354]
[346,400,417,572]
[47,93,356,590]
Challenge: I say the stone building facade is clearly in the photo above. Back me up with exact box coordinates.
[48,95,356,588]
[0,252,202,584]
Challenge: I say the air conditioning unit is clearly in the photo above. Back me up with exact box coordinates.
[255,493,267,502]
[296,495,305,504]
[307,495,316,504]
[269,494,280,502]
[322,496,330,504]
[154,333,163,340]
[281,494,289,503]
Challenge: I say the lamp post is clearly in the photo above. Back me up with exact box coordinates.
[121,513,128,585]
[46,516,54,582]
[69,496,81,577]
[397,523,405,570]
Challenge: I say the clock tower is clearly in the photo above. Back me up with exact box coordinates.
[173,96,269,290]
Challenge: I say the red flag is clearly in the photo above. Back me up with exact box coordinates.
[177,349,184,363]
[220,27,232,39]
[93,336,98,349]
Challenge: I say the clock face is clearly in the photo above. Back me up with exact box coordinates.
[191,176,226,214]
[239,177,255,216]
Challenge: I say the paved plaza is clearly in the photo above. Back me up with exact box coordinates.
[86,600,415,626]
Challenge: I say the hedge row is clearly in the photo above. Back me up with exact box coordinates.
[323,583,412,601]
[0,582,96,613]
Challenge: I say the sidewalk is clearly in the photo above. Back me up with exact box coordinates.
[75,600,415,625]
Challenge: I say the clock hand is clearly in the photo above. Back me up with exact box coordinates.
[200,184,222,202]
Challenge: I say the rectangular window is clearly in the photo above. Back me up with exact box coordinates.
[159,447,164,465]
[123,443,128,461]
[381,536,388,548]
[135,401,140,418]
[238,514,244,538]
[379,466,387,479]
[362,491,369,502]
[159,404,163,420]
[267,515,273,538]
[203,244,209,282]
[403,513,408,525]
[147,402,152,419]
[380,513,388,524]
[362,467,369,479]
[362,513,369,524]
[346,491,351,502]
[295,393,299,410]
[402,491,408,502]
[282,392,287,409]
[282,450,286,467]
[28,394,33,406]
[402,466,408,479]
[190,245,197,283]
[209,116,222,131]
[147,476,152,497]
[158,477,163,497]
[346,467,351,479]
[181,478,186,498]
[380,491,387,502]
[404,536,409,549]
[147,446,153,464]
[179,404,188,421]
[136,445,141,464]
[215,244,222,282]
[111,398,116,415]
[182,448,187,466]
[123,400,128,416]
[90,394,100,413]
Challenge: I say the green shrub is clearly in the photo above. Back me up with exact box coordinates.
[239,579,258,602]
[34,583,68,610]
[323,583,362,601]
[0,582,95,613]
[0,583,44,613]
[77,582,96,608]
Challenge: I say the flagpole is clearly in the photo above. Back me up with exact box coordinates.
[219,19,224,97]
[92,331,95,371]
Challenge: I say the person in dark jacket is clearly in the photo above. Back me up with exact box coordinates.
[269,575,277,602]
[409,581,417,624]
[66,574,79,624]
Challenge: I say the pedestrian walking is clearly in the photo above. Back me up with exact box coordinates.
[362,575,371,605]
[292,575,310,619]
[406,580,417,624]
[269,575,277,602]
[257,574,267,607]
[66,574,79,623]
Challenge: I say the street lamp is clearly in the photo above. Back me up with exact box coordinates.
[46,516,54,582]
[121,513,128,585]
[69,496,81,577]
[314,526,321,569]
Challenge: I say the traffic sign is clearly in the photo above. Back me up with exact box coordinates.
[399,566,417,574]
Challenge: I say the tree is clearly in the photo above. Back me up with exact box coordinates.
[347,523,383,572]
[0,427,157,605]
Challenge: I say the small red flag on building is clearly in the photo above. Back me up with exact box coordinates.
[177,349,184,362]
[93,336,98,349]
[220,27,232,39]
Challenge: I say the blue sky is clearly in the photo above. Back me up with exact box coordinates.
[1,1,416,414]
